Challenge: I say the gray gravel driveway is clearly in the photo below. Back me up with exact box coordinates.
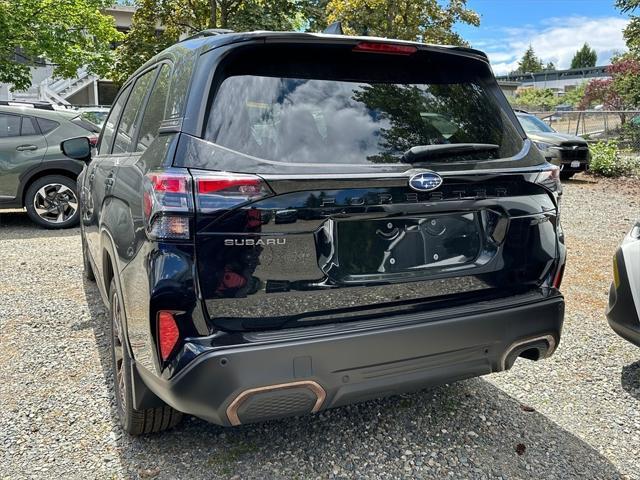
[1,176,640,479]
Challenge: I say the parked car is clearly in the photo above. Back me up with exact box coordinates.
[76,106,110,129]
[516,111,590,179]
[0,102,100,228]
[607,220,640,345]
[62,30,566,435]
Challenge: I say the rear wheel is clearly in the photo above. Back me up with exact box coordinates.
[109,279,182,435]
[25,175,80,229]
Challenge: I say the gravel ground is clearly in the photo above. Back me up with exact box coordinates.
[1,175,640,479]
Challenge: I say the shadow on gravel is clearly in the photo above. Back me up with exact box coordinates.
[0,210,79,239]
[621,360,640,400]
[82,279,622,480]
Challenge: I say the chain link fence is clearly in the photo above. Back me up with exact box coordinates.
[527,110,640,153]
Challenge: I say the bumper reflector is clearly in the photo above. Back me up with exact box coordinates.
[158,311,180,361]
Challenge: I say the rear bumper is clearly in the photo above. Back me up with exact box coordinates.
[137,293,564,426]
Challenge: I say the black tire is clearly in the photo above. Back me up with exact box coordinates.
[24,175,80,229]
[560,172,575,180]
[109,279,182,435]
[81,233,95,282]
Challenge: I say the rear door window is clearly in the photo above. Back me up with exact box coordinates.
[21,117,38,136]
[99,83,132,155]
[135,64,171,152]
[0,114,21,138]
[113,68,156,154]
[198,44,523,173]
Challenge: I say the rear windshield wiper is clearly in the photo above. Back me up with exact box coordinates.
[401,143,500,163]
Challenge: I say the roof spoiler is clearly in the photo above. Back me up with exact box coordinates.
[181,28,234,42]
[323,21,343,35]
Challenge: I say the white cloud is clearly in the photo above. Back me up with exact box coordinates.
[475,16,629,75]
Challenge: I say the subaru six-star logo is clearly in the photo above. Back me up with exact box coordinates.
[409,172,443,192]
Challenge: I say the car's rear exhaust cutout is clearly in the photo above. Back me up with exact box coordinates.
[501,335,557,370]
[226,380,326,426]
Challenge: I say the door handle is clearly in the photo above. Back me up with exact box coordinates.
[16,144,37,151]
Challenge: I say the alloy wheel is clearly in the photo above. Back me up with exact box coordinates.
[32,183,78,224]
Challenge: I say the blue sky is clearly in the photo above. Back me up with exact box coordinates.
[454,0,631,74]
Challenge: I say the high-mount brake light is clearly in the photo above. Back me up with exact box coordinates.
[353,42,417,55]
[143,170,193,240]
[157,311,180,361]
[192,171,273,213]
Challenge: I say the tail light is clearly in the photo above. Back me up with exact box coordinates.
[535,163,562,195]
[143,169,272,240]
[192,171,272,213]
[143,169,193,240]
[552,262,565,289]
[157,311,180,361]
[353,42,417,55]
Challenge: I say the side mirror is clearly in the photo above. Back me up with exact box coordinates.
[61,137,92,163]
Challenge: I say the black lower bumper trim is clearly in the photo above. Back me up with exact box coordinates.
[137,294,564,426]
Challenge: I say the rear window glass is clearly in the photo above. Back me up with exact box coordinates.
[200,45,523,172]
[36,118,59,134]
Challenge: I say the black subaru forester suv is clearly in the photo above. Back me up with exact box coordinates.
[61,31,566,434]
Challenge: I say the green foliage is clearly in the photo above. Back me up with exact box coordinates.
[581,54,640,111]
[617,0,640,53]
[113,0,482,84]
[325,0,480,44]
[111,0,309,84]
[0,0,124,91]
[513,88,558,110]
[544,61,556,71]
[514,45,544,74]
[589,140,639,177]
[562,83,587,109]
[623,120,640,152]
[570,43,597,69]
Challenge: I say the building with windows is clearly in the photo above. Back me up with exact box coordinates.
[0,6,136,106]
[495,65,611,96]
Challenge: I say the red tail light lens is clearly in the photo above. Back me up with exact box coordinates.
[157,311,180,361]
[353,42,417,55]
[192,171,272,213]
[552,263,565,289]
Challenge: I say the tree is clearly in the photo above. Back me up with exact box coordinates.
[617,0,640,53]
[515,46,544,74]
[562,82,587,109]
[570,43,597,69]
[544,61,556,71]
[325,0,480,44]
[0,0,123,91]
[111,0,308,84]
[512,88,558,110]
[581,54,640,122]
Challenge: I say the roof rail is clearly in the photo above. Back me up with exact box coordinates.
[0,100,56,110]
[323,21,343,35]
[181,29,234,42]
